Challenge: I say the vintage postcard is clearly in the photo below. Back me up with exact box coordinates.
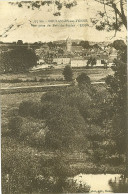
[0,0,127,193]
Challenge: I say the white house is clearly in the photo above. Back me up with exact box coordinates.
[53,57,71,65]
[71,58,87,67]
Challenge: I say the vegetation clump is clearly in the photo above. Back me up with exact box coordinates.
[62,65,73,81]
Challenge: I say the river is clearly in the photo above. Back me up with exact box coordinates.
[74,174,121,193]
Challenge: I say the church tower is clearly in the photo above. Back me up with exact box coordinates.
[66,37,72,52]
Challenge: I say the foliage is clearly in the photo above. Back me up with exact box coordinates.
[109,178,128,193]
[41,90,62,103]
[19,100,42,118]
[79,40,90,49]
[17,84,110,152]
[18,86,98,150]
[113,40,126,50]
[2,136,90,194]
[19,118,47,148]
[93,0,127,31]
[105,47,127,154]
[8,116,23,137]
[0,47,37,73]
[43,52,54,64]
[76,73,91,88]
[43,103,88,150]
[87,57,97,67]
[2,137,40,194]
[62,65,73,81]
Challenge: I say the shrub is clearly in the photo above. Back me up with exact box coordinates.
[8,116,23,136]
[39,78,45,82]
[76,73,91,87]
[19,118,47,147]
[44,103,88,150]
[1,118,9,136]
[62,65,73,81]
[106,156,124,166]
[41,91,62,103]
[19,100,42,118]
[2,138,40,194]
[0,79,22,83]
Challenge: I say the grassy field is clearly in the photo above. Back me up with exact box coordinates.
[1,83,106,117]
[1,68,113,88]
[1,92,44,119]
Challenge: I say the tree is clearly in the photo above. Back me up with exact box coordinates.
[76,73,91,87]
[93,0,127,30]
[113,40,126,50]
[17,40,23,45]
[105,47,127,152]
[2,141,41,194]
[87,57,97,67]
[104,43,127,176]
[44,103,87,150]
[79,41,90,49]
[62,65,73,81]
[43,52,54,64]
[58,48,64,56]
[0,46,37,73]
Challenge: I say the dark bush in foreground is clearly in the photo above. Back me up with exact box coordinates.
[19,118,47,148]
[76,73,91,86]
[2,139,40,194]
[41,91,62,103]
[43,103,89,150]
[63,65,73,81]
[8,116,23,136]
[19,100,42,118]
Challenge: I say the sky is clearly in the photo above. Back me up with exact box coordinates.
[0,0,126,43]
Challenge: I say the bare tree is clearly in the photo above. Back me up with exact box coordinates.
[93,0,127,36]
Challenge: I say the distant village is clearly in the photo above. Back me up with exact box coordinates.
[0,38,118,70]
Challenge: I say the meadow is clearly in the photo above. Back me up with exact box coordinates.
[1,67,113,87]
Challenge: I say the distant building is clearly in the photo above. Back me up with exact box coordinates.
[34,39,118,69]
[88,54,108,67]
[35,44,50,57]
[71,58,87,67]
[53,57,71,65]
[71,55,109,68]
[72,46,84,54]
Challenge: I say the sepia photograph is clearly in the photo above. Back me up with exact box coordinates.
[0,0,127,193]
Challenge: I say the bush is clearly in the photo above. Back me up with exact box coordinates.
[2,138,40,194]
[1,118,9,136]
[41,91,62,103]
[106,156,124,166]
[8,116,23,136]
[76,73,91,87]
[0,47,37,73]
[19,100,42,118]
[43,103,88,150]
[19,118,47,148]
[62,65,73,81]
[0,79,22,83]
